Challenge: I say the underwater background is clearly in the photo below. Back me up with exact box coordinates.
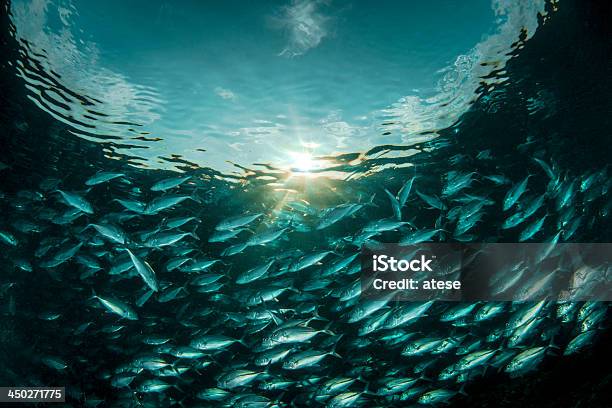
[0,0,611,406]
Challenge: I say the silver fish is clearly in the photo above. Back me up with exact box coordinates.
[125,248,159,292]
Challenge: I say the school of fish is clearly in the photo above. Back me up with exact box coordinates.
[0,145,610,407]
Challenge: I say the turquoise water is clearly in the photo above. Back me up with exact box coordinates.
[1,0,611,407]
[10,0,518,175]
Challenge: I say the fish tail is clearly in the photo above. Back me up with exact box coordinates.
[328,335,343,358]
[88,288,97,300]
[309,307,329,323]
[237,332,250,347]
[363,193,378,208]
[322,321,336,336]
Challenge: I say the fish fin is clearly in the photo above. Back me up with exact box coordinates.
[189,188,204,204]
[309,307,329,323]
[363,382,375,396]
[172,384,186,394]
[287,287,300,294]
[481,365,489,378]
[546,337,561,352]
[322,321,336,336]
[267,313,282,327]
[419,373,433,382]
[327,334,343,359]
[136,289,154,307]
[175,302,190,320]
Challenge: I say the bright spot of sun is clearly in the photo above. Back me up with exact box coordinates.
[288,151,319,173]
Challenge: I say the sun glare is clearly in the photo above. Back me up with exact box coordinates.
[288,151,318,173]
